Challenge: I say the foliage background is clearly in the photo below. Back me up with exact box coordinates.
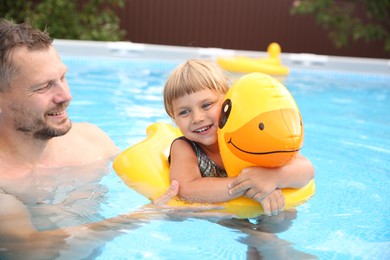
[1,0,388,55]
[290,0,390,52]
[1,0,126,41]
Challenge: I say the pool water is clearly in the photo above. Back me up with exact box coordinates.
[64,56,389,259]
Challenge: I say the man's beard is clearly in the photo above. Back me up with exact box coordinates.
[11,102,72,140]
[32,120,72,140]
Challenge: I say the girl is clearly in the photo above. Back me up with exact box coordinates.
[163,59,314,216]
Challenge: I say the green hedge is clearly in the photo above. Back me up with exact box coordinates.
[1,0,126,41]
[291,0,390,52]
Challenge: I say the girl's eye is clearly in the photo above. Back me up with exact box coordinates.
[202,102,212,110]
[178,110,189,116]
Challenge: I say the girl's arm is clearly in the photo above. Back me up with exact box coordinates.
[169,139,243,203]
[228,153,315,202]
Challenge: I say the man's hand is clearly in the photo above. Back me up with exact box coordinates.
[150,180,233,219]
[152,180,179,206]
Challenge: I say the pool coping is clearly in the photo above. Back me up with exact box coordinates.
[53,39,390,76]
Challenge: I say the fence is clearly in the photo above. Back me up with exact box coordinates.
[117,0,389,59]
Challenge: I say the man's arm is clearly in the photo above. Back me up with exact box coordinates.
[0,180,229,259]
[0,182,178,260]
[0,191,37,238]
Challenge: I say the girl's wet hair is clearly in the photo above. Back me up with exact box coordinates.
[164,59,230,118]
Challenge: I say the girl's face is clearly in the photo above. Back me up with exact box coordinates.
[172,89,224,147]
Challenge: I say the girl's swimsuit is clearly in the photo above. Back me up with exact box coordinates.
[170,136,227,178]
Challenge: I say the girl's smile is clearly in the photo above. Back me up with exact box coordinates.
[172,89,224,146]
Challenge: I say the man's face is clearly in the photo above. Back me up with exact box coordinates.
[1,46,73,139]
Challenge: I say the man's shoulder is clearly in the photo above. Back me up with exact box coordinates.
[69,122,106,139]
[65,122,119,157]
[71,122,100,131]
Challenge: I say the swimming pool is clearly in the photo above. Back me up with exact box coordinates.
[57,43,390,259]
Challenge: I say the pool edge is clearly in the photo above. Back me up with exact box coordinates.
[53,39,390,76]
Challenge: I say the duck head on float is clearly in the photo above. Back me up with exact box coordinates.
[218,72,304,176]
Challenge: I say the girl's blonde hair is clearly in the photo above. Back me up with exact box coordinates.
[164,59,230,118]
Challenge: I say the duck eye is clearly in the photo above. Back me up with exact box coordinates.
[219,99,232,129]
[259,122,265,130]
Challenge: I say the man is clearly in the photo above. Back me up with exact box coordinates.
[0,19,118,176]
[0,19,179,259]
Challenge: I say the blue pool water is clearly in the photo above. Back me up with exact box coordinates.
[64,56,389,259]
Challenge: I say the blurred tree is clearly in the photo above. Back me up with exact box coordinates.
[290,0,390,52]
[0,0,126,41]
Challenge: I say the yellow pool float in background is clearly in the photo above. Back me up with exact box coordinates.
[113,73,315,219]
[217,42,289,76]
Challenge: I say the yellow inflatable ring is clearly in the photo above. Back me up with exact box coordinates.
[113,123,315,219]
[217,42,289,76]
[114,72,315,218]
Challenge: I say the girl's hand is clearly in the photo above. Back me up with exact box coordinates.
[228,167,279,202]
[258,189,285,216]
